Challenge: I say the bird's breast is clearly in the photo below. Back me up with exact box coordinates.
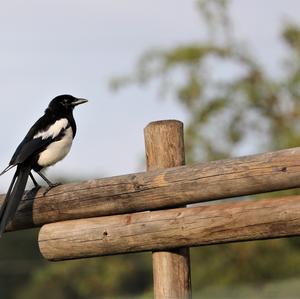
[37,127,73,167]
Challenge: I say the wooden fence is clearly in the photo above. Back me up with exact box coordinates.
[2,119,300,299]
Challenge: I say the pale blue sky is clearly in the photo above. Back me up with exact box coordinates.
[0,0,299,188]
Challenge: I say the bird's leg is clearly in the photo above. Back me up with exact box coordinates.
[35,171,61,196]
[23,172,41,200]
[36,171,61,189]
[29,172,40,188]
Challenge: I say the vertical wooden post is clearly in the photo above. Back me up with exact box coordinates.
[144,120,192,299]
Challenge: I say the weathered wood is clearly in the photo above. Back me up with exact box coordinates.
[38,195,300,261]
[3,147,300,232]
[144,120,185,170]
[144,120,191,299]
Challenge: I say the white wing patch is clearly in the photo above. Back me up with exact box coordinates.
[34,118,69,140]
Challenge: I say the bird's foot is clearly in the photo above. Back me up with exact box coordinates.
[49,182,61,188]
[43,182,62,196]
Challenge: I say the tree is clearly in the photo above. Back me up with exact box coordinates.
[112,0,300,163]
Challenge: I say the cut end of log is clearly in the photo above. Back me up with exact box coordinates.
[145,119,183,129]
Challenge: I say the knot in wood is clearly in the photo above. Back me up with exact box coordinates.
[131,175,144,191]
[280,167,287,172]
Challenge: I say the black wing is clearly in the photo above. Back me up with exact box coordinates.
[10,136,54,165]
[11,125,69,166]
[2,113,69,173]
[8,114,53,166]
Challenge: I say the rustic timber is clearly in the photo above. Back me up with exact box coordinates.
[3,147,300,232]
[144,120,191,299]
[38,195,300,261]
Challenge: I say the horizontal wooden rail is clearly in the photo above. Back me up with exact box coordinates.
[39,195,300,261]
[3,147,300,232]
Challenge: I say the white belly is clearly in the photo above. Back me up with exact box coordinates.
[37,127,73,167]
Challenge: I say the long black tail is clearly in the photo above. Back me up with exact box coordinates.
[0,164,31,237]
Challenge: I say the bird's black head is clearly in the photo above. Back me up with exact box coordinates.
[47,95,88,114]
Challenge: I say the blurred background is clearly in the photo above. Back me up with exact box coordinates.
[1,0,300,298]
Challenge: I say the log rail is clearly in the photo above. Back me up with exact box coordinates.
[3,146,300,232]
[39,195,300,261]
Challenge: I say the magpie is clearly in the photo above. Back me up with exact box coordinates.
[0,95,88,237]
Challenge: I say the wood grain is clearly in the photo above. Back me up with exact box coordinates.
[3,147,300,232]
[144,120,191,299]
[38,195,300,261]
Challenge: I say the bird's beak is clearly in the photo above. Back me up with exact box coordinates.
[73,98,88,106]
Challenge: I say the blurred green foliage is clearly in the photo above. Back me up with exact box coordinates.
[15,253,152,299]
[3,1,300,298]
[112,1,300,163]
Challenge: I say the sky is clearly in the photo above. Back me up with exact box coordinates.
[0,0,300,188]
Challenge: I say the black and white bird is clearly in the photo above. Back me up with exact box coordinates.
[0,95,88,237]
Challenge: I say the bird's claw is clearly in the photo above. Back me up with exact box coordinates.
[43,182,61,196]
